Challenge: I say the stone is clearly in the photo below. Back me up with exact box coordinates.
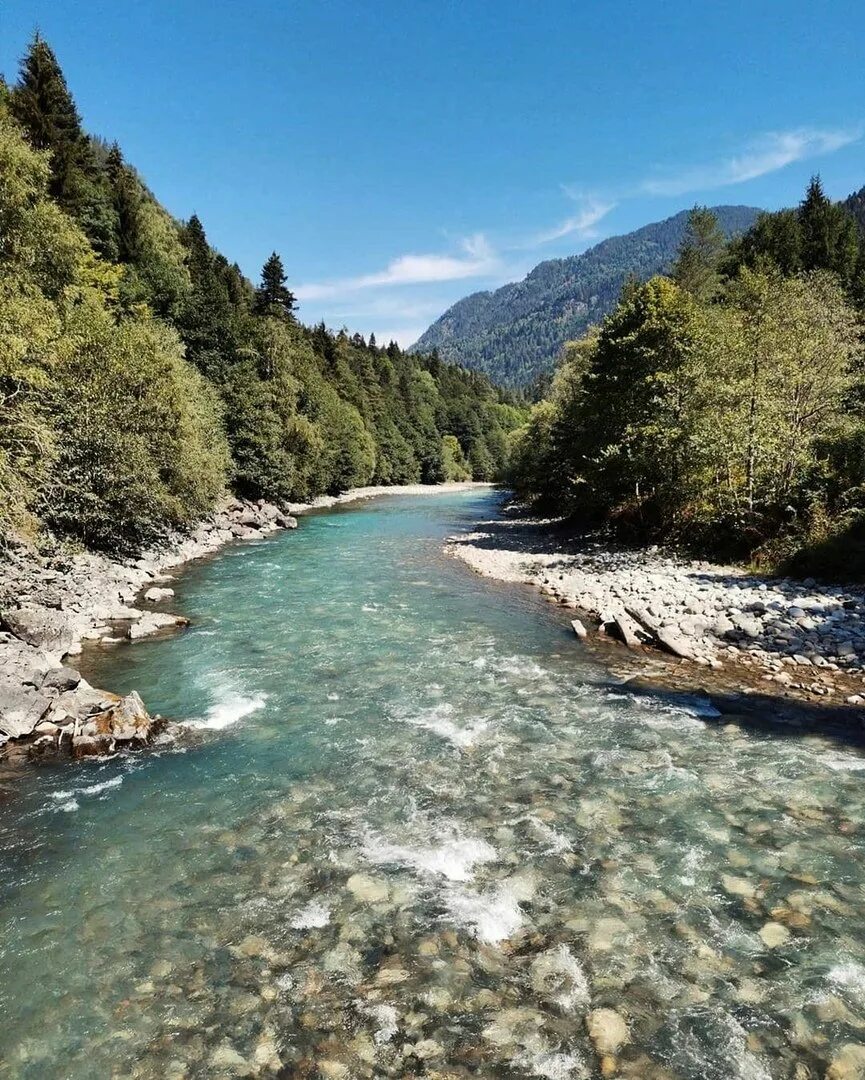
[209,1043,249,1071]
[143,586,175,602]
[721,874,757,899]
[586,1008,630,1056]
[759,921,791,948]
[612,610,649,649]
[571,618,588,640]
[90,691,154,743]
[411,1039,444,1060]
[40,665,81,692]
[1,605,75,653]
[0,680,49,738]
[655,626,700,661]
[827,1044,865,1080]
[346,873,389,902]
[127,612,189,641]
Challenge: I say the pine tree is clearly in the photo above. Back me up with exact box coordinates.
[11,35,117,256]
[800,175,860,283]
[254,252,297,318]
[107,143,142,263]
[672,206,726,302]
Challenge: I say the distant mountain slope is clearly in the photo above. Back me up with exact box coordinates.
[844,185,865,237]
[411,205,761,388]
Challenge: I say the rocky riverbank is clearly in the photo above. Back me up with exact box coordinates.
[0,482,490,764]
[446,508,865,711]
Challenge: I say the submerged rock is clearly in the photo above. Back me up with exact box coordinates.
[346,873,390,902]
[586,1008,630,1056]
[827,1044,865,1080]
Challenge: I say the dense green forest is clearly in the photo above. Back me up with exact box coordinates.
[0,37,523,554]
[411,205,761,390]
[509,180,865,578]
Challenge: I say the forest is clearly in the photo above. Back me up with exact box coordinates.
[509,180,865,578]
[0,36,523,554]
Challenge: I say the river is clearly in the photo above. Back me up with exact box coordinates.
[1,489,864,1078]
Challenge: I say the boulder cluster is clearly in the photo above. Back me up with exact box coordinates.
[0,498,297,761]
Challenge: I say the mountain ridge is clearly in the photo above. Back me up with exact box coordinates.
[411,205,762,388]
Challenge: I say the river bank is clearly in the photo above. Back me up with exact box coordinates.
[0,482,490,763]
[446,506,865,713]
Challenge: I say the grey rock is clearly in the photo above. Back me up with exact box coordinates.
[0,680,50,738]
[1,605,75,653]
[143,586,175,603]
[40,666,82,692]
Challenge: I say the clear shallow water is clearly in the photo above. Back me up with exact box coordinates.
[2,491,865,1078]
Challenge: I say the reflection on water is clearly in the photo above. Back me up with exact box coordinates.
[1,491,864,1078]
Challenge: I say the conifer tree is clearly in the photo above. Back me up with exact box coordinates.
[254,252,297,318]
[672,206,726,302]
[106,143,142,263]
[799,175,860,283]
[11,34,117,256]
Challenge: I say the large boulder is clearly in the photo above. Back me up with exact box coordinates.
[143,586,175,603]
[0,679,50,738]
[1,605,75,654]
[89,690,152,742]
[40,665,82,692]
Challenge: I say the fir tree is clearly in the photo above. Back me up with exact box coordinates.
[799,175,860,283]
[12,34,117,256]
[672,206,726,302]
[254,252,297,318]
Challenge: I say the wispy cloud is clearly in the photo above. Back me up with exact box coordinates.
[296,233,499,301]
[531,190,616,245]
[640,126,861,197]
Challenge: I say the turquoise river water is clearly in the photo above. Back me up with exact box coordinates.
[2,489,865,1079]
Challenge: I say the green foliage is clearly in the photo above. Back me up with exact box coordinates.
[725,176,862,295]
[441,435,471,481]
[672,206,726,302]
[254,252,297,319]
[45,299,229,551]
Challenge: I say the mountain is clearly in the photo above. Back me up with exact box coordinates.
[411,205,762,389]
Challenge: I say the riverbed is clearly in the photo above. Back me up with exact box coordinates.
[1,489,865,1078]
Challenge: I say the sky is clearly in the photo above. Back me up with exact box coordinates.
[2,0,865,346]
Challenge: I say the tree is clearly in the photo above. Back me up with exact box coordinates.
[580,276,704,524]
[11,34,117,256]
[799,175,860,283]
[672,207,726,302]
[254,252,297,318]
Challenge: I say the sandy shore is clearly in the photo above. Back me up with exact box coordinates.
[0,482,491,763]
[446,506,865,712]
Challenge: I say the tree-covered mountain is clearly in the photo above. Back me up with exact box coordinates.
[0,36,524,554]
[412,205,761,389]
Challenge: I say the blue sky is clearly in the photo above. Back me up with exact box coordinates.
[2,0,864,345]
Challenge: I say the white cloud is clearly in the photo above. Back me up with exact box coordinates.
[296,233,499,301]
[532,191,616,245]
[640,126,861,197]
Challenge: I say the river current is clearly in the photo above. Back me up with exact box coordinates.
[2,490,865,1078]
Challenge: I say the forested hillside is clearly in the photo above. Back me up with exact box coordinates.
[411,205,760,389]
[0,37,523,554]
[509,181,865,578]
